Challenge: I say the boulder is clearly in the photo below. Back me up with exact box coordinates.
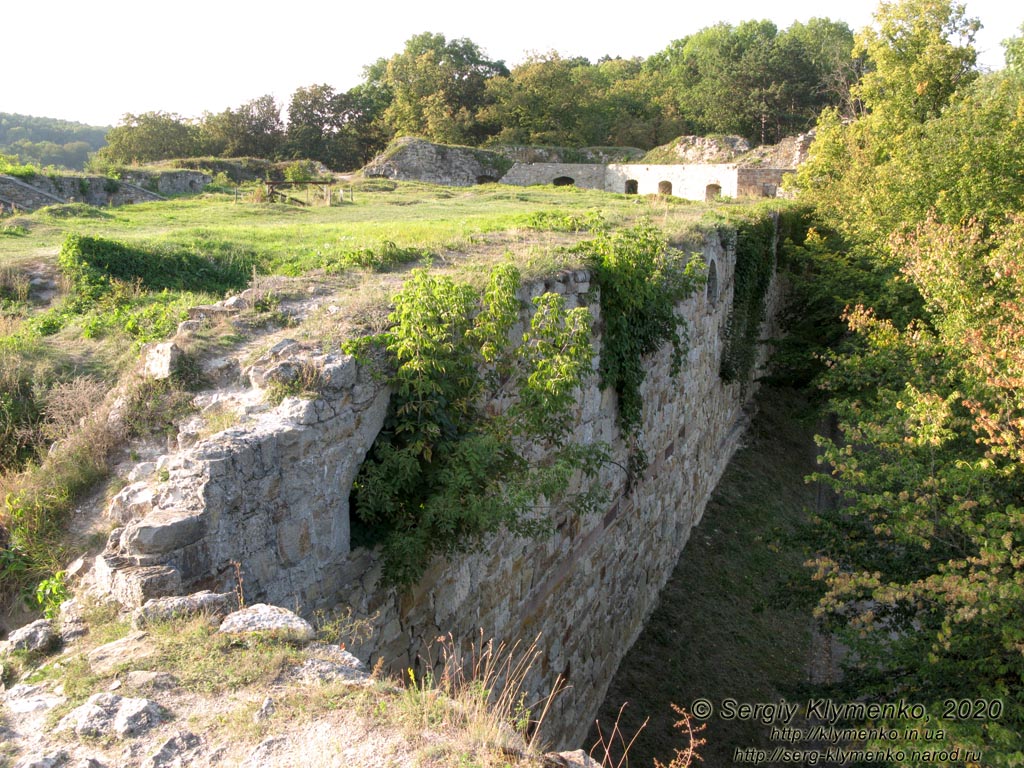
[217,604,315,643]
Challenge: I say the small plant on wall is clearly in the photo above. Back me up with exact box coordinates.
[349,263,608,586]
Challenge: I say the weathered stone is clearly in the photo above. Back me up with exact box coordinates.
[542,751,599,767]
[121,510,206,554]
[125,670,178,690]
[140,730,201,768]
[5,619,57,654]
[87,631,157,675]
[106,482,155,524]
[55,692,163,738]
[217,604,315,643]
[3,682,65,713]
[142,342,182,380]
[131,590,233,628]
[12,749,68,768]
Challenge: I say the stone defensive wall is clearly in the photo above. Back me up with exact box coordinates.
[92,224,784,748]
[0,170,211,213]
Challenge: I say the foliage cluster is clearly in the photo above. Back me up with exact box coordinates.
[718,212,777,384]
[92,18,858,173]
[0,113,107,171]
[583,221,705,436]
[349,263,606,586]
[0,153,39,179]
[788,3,1024,763]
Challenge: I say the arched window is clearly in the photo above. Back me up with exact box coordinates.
[553,176,575,187]
[705,183,722,201]
[625,179,638,194]
[658,180,672,195]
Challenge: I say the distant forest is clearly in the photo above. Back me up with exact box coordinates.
[77,19,858,172]
[0,113,109,170]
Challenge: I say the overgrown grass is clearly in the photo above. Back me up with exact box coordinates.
[591,386,822,765]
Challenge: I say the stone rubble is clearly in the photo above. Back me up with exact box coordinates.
[55,692,164,738]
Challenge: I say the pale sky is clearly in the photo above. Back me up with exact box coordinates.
[4,0,1021,128]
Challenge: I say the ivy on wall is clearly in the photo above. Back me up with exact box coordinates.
[584,221,706,437]
[719,213,778,384]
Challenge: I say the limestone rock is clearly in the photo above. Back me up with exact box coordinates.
[55,692,163,738]
[142,342,182,380]
[87,631,157,675]
[218,604,315,643]
[542,751,599,767]
[12,749,68,768]
[141,730,201,768]
[5,619,57,654]
[3,682,65,714]
[106,483,155,524]
[294,644,369,685]
[125,670,178,691]
[131,590,233,628]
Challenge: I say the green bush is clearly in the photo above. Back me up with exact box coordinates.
[350,264,606,586]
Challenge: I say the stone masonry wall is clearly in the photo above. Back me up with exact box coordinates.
[93,225,783,748]
[0,170,211,213]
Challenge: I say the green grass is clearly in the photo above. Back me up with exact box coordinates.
[591,386,824,766]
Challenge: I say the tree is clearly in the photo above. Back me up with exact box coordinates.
[380,32,507,145]
[200,95,284,159]
[96,112,201,165]
[853,0,979,125]
[650,19,854,144]
[793,0,983,248]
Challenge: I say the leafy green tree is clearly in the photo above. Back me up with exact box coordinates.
[650,18,854,144]
[200,95,284,158]
[379,32,507,145]
[793,0,982,248]
[284,83,387,170]
[95,112,201,165]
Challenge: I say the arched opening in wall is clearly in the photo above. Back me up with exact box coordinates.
[625,179,638,194]
[761,183,777,197]
[706,259,719,307]
[705,183,722,201]
[476,175,498,184]
[658,180,673,196]
[553,176,575,187]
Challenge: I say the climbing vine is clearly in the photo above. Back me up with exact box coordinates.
[585,221,705,438]
[349,264,607,587]
[719,214,777,384]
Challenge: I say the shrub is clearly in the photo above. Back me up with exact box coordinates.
[350,264,607,586]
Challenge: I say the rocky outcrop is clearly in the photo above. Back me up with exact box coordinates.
[362,137,513,185]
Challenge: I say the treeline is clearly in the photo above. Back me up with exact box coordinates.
[787,0,1024,762]
[0,113,109,171]
[95,21,855,171]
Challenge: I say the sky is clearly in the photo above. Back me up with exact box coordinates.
[4,0,1021,128]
